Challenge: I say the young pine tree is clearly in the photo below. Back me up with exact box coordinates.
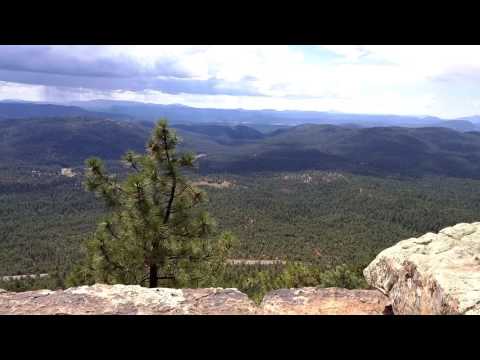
[68,119,233,288]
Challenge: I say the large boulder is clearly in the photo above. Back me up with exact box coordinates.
[364,222,480,315]
[260,287,391,315]
[0,284,258,315]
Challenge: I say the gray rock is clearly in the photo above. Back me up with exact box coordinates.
[260,287,391,315]
[364,222,480,315]
[0,283,393,315]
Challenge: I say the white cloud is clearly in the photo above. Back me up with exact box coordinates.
[0,81,45,101]
[1,45,480,117]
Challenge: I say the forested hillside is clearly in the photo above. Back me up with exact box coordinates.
[3,118,480,179]
[2,167,480,278]
[2,117,480,299]
[0,118,150,165]
[198,124,480,178]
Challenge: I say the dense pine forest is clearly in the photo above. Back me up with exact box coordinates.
[2,162,480,300]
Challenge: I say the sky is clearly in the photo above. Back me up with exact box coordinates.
[0,45,479,118]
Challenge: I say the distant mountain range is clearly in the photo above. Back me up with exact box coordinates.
[69,99,480,131]
[1,99,480,132]
[2,100,480,178]
[457,115,480,125]
[0,102,130,121]
[3,117,480,179]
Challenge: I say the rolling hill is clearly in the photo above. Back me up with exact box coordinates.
[0,117,150,166]
[202,124,480,178]
[2,118,480,179]
[2,100,479,132]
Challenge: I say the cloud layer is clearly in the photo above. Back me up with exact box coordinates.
[1,45,480,117]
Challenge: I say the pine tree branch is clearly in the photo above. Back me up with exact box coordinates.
[105,222,121,241]
[170,201,200,214]
[98,237,128,274]
[163,173,177,225]
[175,181,197,198]
[130,161,141,173]
[158,125,177,226]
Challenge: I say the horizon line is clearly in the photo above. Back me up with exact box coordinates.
[0,97,477,121]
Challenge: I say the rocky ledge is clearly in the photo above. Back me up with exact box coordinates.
[0,285,258,315]
[0,284,389,315]
[364,222,480,315]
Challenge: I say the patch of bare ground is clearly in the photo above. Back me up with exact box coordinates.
[282,171,346,184]
[227,259,287,265]
[193,178,234,189]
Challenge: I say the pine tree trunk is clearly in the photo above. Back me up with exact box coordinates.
[149,264,158,288]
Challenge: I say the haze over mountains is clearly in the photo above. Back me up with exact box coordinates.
[0,101,130,121]
[1,100,480,131]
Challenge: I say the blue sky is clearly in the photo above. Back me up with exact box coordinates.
[0,45,479,118]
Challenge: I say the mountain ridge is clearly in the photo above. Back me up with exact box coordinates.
[2,99,478,131]
[0,102,131,121]
[3,117,480,179]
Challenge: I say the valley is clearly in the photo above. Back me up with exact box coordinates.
[2,113,480,299]
[2,163,480,280]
